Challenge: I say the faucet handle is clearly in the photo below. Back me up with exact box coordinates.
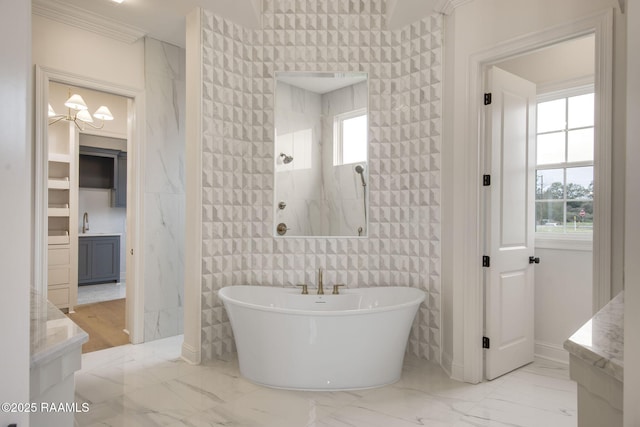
[332,284,345,295]
[296,284,308,295]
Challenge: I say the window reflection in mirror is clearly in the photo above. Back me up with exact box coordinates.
[274,72,368,237]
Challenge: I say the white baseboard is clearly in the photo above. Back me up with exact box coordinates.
[535,340,569,365]
[442,350,465,381]
[441,351,453,377]
[181,342,201,365]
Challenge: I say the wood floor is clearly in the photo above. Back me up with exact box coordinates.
[67,298,129,353]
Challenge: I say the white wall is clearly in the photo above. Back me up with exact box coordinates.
[624,0,640,424]
[33,14,144,90]
[0,0,31,425]
[534,247,592,362]
[496,35,595,87]
[441,0,625,380]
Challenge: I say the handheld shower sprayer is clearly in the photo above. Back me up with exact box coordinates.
[355,164,366,187]
[354,164,367,235]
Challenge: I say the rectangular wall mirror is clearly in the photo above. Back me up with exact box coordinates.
[274,72,369,237]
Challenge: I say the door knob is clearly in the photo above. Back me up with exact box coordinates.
[529,256,540,264]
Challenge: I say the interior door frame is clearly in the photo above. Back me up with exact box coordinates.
[461,9,613,383]
[34,65,146,344]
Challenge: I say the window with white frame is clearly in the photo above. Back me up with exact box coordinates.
[333,109,367,166]
[536,88,594,235]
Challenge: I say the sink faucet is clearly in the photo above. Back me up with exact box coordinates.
[317,268,324,295]
[82,212,89,234]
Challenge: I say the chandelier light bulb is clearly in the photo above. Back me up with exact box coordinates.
[48,104,56,118]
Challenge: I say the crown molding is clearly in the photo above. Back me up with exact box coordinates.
[435,0,474,15]
[32,0,146,44]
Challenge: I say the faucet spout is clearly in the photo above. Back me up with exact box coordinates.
[317,268,324,295]
[82,212,89,234]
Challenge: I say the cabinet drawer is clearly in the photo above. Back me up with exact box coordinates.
[48,247,70,266]
[48,266,70,285]
[48,287,69,307]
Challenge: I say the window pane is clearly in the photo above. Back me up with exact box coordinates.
[566,201,593,233]
[568,93,594,129]
[566,166,593,200]
[537,98,566,133]
[536,168,564,200]
[567,128,594,162]
[536,201,565,232]
[536,132,565,165]
[342,114,367,164]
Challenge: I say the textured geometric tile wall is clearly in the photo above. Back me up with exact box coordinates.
[199,0,442,362]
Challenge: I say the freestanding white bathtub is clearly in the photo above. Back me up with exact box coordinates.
[218,285,425,390]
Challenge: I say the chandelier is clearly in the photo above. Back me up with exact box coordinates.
[48,90,114,130]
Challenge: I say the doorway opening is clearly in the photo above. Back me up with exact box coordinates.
[460,10,613,383]
[482,35,596,378]
[35,66,145,345]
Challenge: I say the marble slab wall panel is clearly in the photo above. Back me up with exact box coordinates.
[198,0,442,362]
[143,37,186,341]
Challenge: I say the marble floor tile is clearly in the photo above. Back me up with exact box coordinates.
[74,335,577,427]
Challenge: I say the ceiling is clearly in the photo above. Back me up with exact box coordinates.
[32,0,447,48]
[278,73,368,95]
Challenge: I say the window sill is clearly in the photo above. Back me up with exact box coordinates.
[535,235,593,251]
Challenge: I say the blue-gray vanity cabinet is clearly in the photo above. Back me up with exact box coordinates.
[78,235,120,285]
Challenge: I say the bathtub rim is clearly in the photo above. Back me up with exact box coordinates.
[218,285,425,317]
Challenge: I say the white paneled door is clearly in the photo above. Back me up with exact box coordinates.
[484,67,537,380]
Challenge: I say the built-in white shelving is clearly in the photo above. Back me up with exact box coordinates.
[48,152,71,163]
[48,230,70,245]
[48,177,70,189]
[47,204,70,217]
[46,120,78,311]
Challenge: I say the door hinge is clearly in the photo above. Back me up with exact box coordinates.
[482,256,490,267]
[483,174,491,186]
[484,93,492,105]
[483,336,490,349]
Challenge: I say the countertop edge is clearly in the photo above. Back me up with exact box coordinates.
[30,291,89,369]
[30,328,88,369]
[563,291,624,383]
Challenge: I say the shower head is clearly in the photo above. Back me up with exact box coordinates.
[280,153,293,164]
[354,164,366,187]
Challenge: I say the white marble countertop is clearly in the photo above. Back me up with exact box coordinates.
[30,290,88,368]
[78,232,122,237]
[564,291,624,382]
